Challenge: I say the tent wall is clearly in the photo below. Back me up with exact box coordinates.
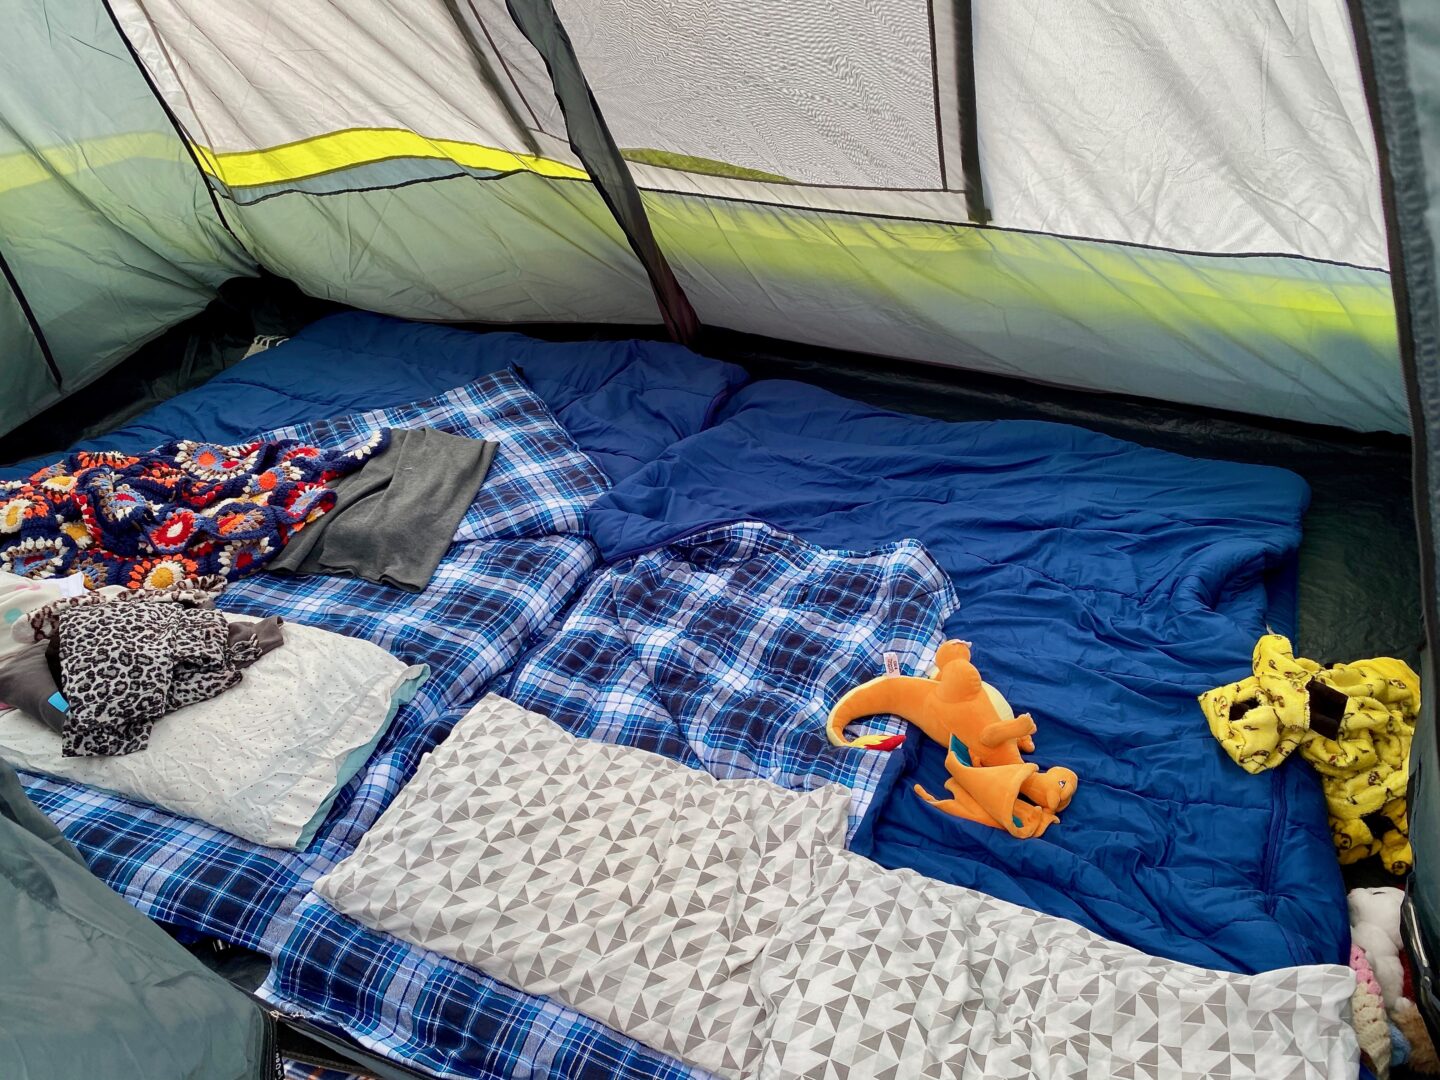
[0,266,57,432]
[637,195,1400,432]
[0,759,276,1078]
[109,0,658,324]
[545,0,1404,432]
[1358,0,1440,1026]
[550,0,1383,265]
[96,0,1407,433]
[973,0,1384,267]
[0,0,255,436]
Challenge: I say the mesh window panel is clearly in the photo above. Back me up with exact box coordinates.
[553,0,942,189]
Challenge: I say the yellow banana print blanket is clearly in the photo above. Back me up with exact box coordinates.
[1199,634,1419,874]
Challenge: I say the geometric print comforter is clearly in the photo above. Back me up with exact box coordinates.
[258,519,959,1078]
[315,696,1359,1080]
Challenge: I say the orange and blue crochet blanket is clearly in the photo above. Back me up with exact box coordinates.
[0,434,385,589]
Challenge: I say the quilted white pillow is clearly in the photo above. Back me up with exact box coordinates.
[0,619,426,849]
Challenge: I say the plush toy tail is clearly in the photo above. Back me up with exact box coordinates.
[827,675,914,750]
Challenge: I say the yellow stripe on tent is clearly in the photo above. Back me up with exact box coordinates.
[192,128,586,189]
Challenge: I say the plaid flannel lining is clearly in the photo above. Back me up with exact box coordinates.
[505,522,961,836]
[256,522,958,1079]
[22,370,609,952]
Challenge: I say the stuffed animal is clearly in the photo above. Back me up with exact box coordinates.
[1396,998,1440,1075]
[1352,944,1393,1079]
[1347,886,1440,1076]
[827,640,1077,837]
[1351,887,1406,1008]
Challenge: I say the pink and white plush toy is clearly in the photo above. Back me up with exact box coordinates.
[1350,886,1406,1008]
[1349,885,1440,1075]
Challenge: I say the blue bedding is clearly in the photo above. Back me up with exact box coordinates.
[3,314,746,949]
[6,318,749,1080]
[586,379,1348,974]
[1,312,746,485]
[6,313,1346,1036]
[23,372,611,954]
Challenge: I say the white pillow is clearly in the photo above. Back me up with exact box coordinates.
[0,619,426,849]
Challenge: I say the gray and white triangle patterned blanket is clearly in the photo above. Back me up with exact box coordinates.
[315,695,1358,1079]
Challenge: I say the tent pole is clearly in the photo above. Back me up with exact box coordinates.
[504,0,700,345]
[952,1,992,225]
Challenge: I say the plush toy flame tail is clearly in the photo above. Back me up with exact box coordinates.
[826,674,926,750]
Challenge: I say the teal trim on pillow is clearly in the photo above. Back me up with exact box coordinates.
[294,665,430,851]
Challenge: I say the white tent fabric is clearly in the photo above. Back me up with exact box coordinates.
[113,0,552,160]
[974,0,1386,267]
[109,0,657,324]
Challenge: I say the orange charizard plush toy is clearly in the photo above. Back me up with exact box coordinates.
[827,641,1078,837]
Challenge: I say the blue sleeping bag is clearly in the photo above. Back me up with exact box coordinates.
[586,379,1348,974]
[1,312,747,485]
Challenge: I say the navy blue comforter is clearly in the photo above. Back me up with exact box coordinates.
[586,379,1347,974]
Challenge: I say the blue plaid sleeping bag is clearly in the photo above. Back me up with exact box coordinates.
[504,522,961,837]
[255,522,959,1080]
[20,369,610,952]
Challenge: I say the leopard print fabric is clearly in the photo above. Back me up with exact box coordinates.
[58,601,253,757]
[19,575,225,646]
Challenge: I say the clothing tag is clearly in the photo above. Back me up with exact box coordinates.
[883,652,900,676]
[47,691,69,714]
[54,574,88,598]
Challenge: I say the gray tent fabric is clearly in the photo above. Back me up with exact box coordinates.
[1356,0,1440,1027]
[0,0,256,436]
[0,757,277,1080]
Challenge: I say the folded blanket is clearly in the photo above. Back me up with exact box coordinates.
[268,428,497,592]
[0,436,384,588]
[316,696,1359,1080]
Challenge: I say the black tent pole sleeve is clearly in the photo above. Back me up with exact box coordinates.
[953,1,992,225]
[0,242,61,389]
[505,0,700,345]
[97,0,246,250]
